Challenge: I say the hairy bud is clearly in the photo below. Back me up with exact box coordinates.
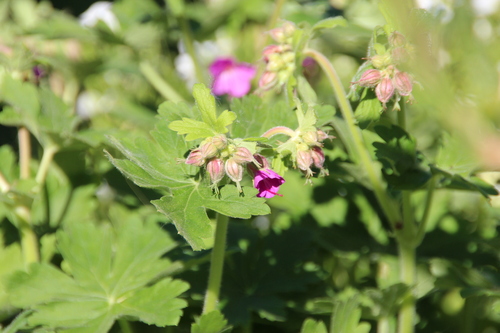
[311,146,325,169]
[355,69,382,88]
[302,130,319,146]
[211,134,227,150]
[375,76,395,104]
[268,27,287,43]
[296,149,313,171]
[207,158,225,184]
[371,54,391,69]
[393,71,413,96]
[389,31,406,48]
[259,71,278,90]
[233,147,254,164]
[225,158,243,183]
[185,149,205,167]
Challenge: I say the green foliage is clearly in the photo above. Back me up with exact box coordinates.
[191,310,231,333]
[7,218,189,332]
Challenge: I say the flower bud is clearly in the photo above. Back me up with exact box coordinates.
[391,47,410,64]
[211,134,227,150]
[375,76,395,104]
[280,51,295,64]
[355,69,382,88]
[296,149,313,171]
[225,158,243,183]
[311,146,325,169]
[282,21,296,37]
[233,147,254,164]
[262,45,284,62]
[393,71,413,96]
[302,130,319,146]
[268,27,286,43]
[266,56,285,72]
[259,71,278,90]
[371,54,391,69]
[185,149,205,167]
[317,129,333,142]
[199,140,218,159]
[207,158,225,184]
[389,31,406,48]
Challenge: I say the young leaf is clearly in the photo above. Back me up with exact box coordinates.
[214,110,237,134]
[168,117,217,140]
[311,16,347,35]
[193,83,218,128]
[300,318,328,333]
[191,310,231,333]
[354,97,382,129]
[7,218,189,332]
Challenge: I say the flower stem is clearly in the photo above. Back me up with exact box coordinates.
[16,205,39,265]
[179,17,204,84]
[118,319,133,333]
[261,126,296,138]
[203,213,229,314]
[35,145,58,186]
[303,48,401,228]
[139,62,185,103]
[18,127,31,179]
[414,175,436,246]
[397,243,416,333]
[0,171,10,193]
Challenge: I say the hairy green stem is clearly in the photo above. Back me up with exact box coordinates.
[139,62,185,103]
[118,319,133,333]
[303,48,401,228]
[397,243,416,333]
[18,126,31,179]
[16,206,39,265]
[414,176,436,246]
[203,213,229,314]
[35,145,58,186]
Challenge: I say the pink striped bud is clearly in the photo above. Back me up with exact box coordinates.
[296,149,313,171]
[389,31,406,48]
[355,69,382,88]
[393,71,413,96]
[371,54,391,69]
[185,149,205,167]
[207,158,225,184]
[282,21,296,37]
[311,146,325,169]
[317,129,333,142]
[375,76,395,104]
[262,45,286,62]
[269,27,286,43]
[199,141,218,159]
[225,158,243,183]
[259,71,278,90]
[233,147,254,164]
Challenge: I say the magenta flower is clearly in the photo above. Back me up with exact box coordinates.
[251,168,285,198]
[209,57,256,98]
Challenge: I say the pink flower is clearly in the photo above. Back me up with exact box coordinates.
[248,165,285,198]
[209,57,256,98]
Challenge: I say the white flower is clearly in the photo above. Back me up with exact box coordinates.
[79,1,119,32]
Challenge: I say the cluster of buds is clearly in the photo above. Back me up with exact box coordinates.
[185,134,285,197]
[258,21,297,92]
[352,31,414,109]
[294,129,331,180]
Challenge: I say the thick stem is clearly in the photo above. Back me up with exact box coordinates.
[414,176,437,246]
[18,127,31,179]
[118,320,133,333]
[202,213,229,314]
[16,206,39,265]
[35,145,58,186]
[397,243,416,333]
[303,48,401,228]
[377,316,395,333]
[139,62,185,103]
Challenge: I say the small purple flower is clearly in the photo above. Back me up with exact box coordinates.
[251,168,285,198]
[209,57,256,98]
